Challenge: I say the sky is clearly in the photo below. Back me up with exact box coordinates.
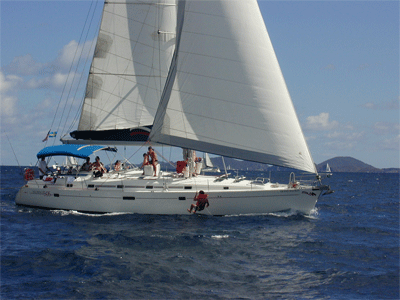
[1,0,399,169]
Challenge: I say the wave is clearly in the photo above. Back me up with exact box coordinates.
[50,210,133,217]
[211,235,230,239]
[224,208,319,219]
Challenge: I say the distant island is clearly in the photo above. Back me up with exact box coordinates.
[5,156,398,174]
[178,156,399,173]
[316,157,399,173]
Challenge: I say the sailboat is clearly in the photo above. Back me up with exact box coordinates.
[326,163,331,173]
[16,0,330,215]
[202,153,220,173]
[325,163,332,177]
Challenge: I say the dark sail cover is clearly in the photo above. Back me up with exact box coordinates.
[70,126,152,142]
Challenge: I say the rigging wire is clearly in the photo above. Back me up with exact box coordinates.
[4,131,21,168]
[62,1,101,137]
[154,148,176,169]
[57,0,100,141]
[48,1,97,145]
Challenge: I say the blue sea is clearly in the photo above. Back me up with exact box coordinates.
[1,166,399,299]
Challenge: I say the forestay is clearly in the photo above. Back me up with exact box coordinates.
[150,0,316,174]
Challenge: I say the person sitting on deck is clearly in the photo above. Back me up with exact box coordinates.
[147,147,158,177]
[91,156,107,177]
[140,153,150,168]
[176,160,187,174]
[80,157,92,171]
[140,153,150,175]
[187,190,209,214]
[113,160,122,172]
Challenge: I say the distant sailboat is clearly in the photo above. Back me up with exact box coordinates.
[16,0,330,215]
[324,163,332,178]
[326,163,332,173]
[202,153,220,173]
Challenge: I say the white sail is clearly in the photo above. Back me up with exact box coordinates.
[204,153,213,168]
[326,163,331,173]
[78,0,176,132]
[150,0,316,173]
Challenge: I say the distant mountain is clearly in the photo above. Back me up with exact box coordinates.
[317,157,399,173]
[156,155,398,173]
[207,156,399,173]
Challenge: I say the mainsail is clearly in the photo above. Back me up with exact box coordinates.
[149,0,316,173]
[71,0,176,142]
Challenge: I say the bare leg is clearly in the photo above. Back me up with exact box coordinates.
[188,204,196,213]
[152,162,157,176]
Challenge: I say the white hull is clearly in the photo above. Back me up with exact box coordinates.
[16,170,322,215]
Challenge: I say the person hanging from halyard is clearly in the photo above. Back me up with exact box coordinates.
[187,190,209,214]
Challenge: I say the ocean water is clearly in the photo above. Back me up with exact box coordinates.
[1,166,399,299]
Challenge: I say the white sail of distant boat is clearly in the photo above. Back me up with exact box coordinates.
[202,153,220,173]
[325,162,332,178]
[17,0,331,216]
[326,163,332,173]
[202,153,221,173]
[204,153,213,169]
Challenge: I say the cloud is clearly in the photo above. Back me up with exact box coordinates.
[56,40,80,68]
[24,72,76,90]
[1,39,91,132]
[0,71,23,93]
[1,38,96,166]
[324,140,357,151]
[1,38,95,96]
[357,63,370,70]
[3,38,95,77]
[318,122,399,154]
[322,64,335,70]
[55,40,95,69]
[306,112,338,130]
[4,54,45,76]
[0,95,18,118]
[327,130,365,141]
[25,77,53,90]
[322,130,365,151]
[363,102,375,109]
[303,115,368,155]
[362,97,399,110]
[381,135,400,151]
[373,122,400,135]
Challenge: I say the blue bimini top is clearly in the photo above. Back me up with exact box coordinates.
[37,144,117,159]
